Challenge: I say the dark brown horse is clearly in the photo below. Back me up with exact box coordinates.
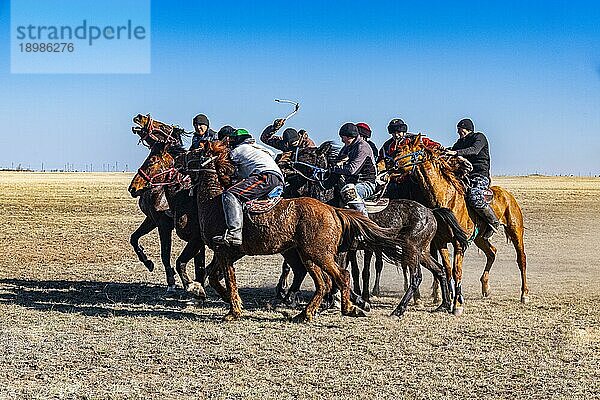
[129,116,205,297]
[130,141,408,322]
[384,135,529,315]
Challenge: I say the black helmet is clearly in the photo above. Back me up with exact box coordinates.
[193,114,209,128]
[387,118,408,134]
[457,118,474,132]
[339,122,359,138]
[217,125,236,140]
[283,128,300,145]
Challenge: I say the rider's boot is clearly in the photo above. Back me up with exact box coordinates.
[477,204,501,239]
[213,191,243,246]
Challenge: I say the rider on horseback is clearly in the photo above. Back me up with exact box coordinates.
[445,118,501,238]
[260,119,316,152]
[378,118,441,199]
[190,114,218,150]
[331,123,377,216]
[356,122,378,164]
[213,127,285,246]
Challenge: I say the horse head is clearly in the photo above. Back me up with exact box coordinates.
[128,142,189,197]
[132,114,187,147]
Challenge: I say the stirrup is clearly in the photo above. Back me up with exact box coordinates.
[212,231,242,247]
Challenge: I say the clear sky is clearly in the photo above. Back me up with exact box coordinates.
[1,0,599,175]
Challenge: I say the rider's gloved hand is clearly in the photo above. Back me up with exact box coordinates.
[445,149,457,156]
[273,119,285,131]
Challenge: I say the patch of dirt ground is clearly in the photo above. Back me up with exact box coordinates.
[0,173,598,399]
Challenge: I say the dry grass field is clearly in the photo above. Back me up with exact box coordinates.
[0,172,599,399]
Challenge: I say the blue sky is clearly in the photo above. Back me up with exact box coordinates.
[1,0,599,174]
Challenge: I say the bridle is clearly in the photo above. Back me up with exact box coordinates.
[137,154,191,188]
[289,147,330,185]
[136,114,182,148]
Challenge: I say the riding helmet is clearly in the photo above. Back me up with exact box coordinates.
[339,122,359,138]
[217,125,236,140]
[457,118,474,132]
[193,114,209,128]
[387,118,408,134]
[356,122,372,138]
[283,128,300,144]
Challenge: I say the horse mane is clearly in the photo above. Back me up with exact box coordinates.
[318,140,341,166]
[419,143,468,196]
[206,141,235,187]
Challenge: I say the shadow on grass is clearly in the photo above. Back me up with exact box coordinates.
[0,278,292,321]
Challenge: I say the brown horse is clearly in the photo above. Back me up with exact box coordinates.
[132,113,189,147]
[381,135,529,315]
[129,114,206,296]
[128,142,206,300]
[129,141,407,322]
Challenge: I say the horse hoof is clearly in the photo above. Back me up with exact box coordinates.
[433,304,451,314]
[222,312,241,322]
[362,302,371,313]
[389,312,403,321]
[453,306,464,316]
[344,307,367,318]
[187,282,206,300]
[481,284,490,297]
[186,298,204,307]
[144,260,155,272]
[521,295,530,304]
[291,312,312,323]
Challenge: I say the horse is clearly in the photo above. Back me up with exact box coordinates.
[129,141,410,322]
[276,143,462,314]
[129,115,205,297]
[384,134,529,315]
[273,141,339,304]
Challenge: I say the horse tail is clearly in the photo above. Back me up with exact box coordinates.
[335,208,403,263]
[432,207,469,250]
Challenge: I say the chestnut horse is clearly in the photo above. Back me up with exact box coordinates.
[382,135,529,315]
[129,141,409,322]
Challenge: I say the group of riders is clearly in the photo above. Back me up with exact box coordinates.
[185,113,502,247]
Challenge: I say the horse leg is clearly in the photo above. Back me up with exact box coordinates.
[275,261,291,301]
[130,216,156,272]
[362,249,373,304]
[208,259,230,303]
[349,250,361,296]
[193,244,206,285]
[391,246,421,317]
[281,249,307,307]
[439,247,454,301]
[176,240,206,301]
[452,247,466,316]
[505,223,529,303]
[309,252,364,318]
[292,261,326,323]
[474,236,497,298]
[421,252,451,312]
[371,250,384,296]
[429,247,442,303]
[158,224,176,294]
[222,256,243,321]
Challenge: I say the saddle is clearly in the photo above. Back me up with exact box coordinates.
[244,186,284,214]
[364,198,390,214]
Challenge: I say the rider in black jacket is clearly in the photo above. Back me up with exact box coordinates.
[446,118,501,238]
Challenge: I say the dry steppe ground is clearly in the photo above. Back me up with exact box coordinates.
[0,172,598,399]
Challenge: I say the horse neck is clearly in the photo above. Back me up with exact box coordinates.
[414,161,460,208]
[195,169,224,202]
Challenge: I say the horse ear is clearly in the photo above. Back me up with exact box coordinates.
[415,134,422,145]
